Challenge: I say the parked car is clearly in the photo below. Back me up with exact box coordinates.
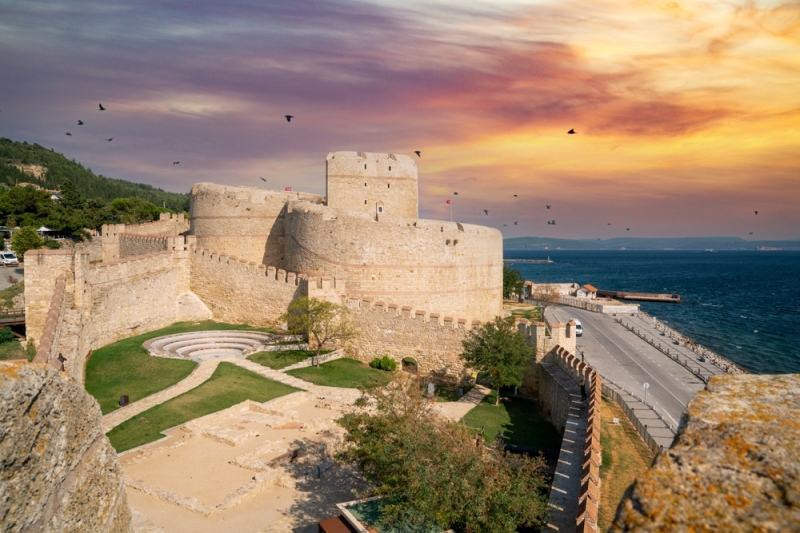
[1,252,19,266]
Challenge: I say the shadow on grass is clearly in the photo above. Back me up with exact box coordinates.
[248,349,330,370]
[287,358,391,389]
[461,391,562,450]
[86,320,275,414]
[106,362,300,452]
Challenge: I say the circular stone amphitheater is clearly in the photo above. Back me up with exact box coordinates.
[143,331,297,362]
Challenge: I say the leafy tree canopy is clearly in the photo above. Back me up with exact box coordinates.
[337,376,551,533]
[280,297,356,367]
[11,226,44,257]
[502,264,525,300]
[461,316,532,406]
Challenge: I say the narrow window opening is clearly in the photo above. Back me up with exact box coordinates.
[389,166,392,171]
[364,183,367,187]
[364,164,367,169]
[365,200,367,204]
[387,184,390,188]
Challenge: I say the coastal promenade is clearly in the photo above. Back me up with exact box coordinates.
[546,306,725,438]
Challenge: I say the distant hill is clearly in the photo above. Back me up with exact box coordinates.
[504,236,800,251]
[0,138,188,211]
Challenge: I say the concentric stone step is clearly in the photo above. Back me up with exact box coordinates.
[143,331,277,362]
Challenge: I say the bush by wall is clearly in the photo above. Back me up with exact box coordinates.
[370,355,397,372]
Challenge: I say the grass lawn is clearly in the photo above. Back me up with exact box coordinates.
[461,391,562,450]
[86,320,275,415]
[0,282,24,309]
[287,357,392,389]
[428,384,473,403]
[248,349,330,370]
[0,340,25,361]
[510,307,543,322]
[597,397,654,531]
[106,362,300,452]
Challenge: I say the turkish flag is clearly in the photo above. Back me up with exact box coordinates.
[446,199,451,204]
[285,187,292,191]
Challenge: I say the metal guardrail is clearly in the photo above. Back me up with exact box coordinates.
[601,382,671,456]
[615,318,710,384]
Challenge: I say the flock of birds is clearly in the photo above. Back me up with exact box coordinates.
[57,106,762,238]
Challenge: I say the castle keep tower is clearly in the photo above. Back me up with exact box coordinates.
[325,151,418,219]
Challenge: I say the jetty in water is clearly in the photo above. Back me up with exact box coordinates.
[504,257,554,264]
[596,289,680,303]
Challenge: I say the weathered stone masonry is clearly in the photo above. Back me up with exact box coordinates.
[0,361,132,533]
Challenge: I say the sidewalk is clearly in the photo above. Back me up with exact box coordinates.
[102,361,222,432]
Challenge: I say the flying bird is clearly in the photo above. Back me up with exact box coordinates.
[514,221,518,225]
[546,205,551,209]
[597,237,601,240]
[626,228,630,231]
[568,129,576,134]
[105,137,113,141]
[414,151,421,157]
[749,232,754,235]
[453,192,458,195]
[483,210,489,216]
[754,211,758,215]
[607,223,611,226]
[173,161,179,165]
[78,120,84,125]
[285,115,293,122]
[99,103,105,110]
[260,177,266,182]
[503,224,508,227]
[65,132,72,136]
[513,194,518,197]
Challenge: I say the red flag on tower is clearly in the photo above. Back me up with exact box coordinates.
[285,187,292,191]
[446,199,451,204]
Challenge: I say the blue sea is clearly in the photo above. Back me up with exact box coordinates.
[504,250,800,375]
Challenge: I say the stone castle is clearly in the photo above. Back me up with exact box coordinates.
[25,151,576,387]
[10,150,797,532]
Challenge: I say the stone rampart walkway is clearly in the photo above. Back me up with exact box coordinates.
[542,362,587,532]
[102,360,221,433]
[433,384,491,421]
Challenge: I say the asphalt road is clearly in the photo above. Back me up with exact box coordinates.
[547,305,715,430]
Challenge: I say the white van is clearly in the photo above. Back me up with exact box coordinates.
[0,252,18,267]
[571,318,583,336]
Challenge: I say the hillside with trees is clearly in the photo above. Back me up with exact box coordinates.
[0,138,188,211]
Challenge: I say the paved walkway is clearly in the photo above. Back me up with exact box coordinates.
[542,362,587,533]
[432,384,492,421]
[102,361,222,433]
[227,358,318,391]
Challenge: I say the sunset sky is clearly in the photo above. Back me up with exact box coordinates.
[1,0,798,239]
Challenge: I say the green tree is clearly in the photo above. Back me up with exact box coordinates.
[280,297,356,367]
[337,376,550,533]
[11,226,44,257]
[461,316,532,406]
[502,264,525,300]
[59,178,85,210]
[109,197,166,224]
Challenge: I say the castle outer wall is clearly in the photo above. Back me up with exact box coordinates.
[284,202,503,320]
[190,182,325,267]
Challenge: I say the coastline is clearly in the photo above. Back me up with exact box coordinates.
[636,309,749,375]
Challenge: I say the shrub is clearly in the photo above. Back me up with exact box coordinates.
[0,327,15,344]
[43,239,61,249]
[370,356,397,372]
[25,337,36,362]
[381,355,397,371]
